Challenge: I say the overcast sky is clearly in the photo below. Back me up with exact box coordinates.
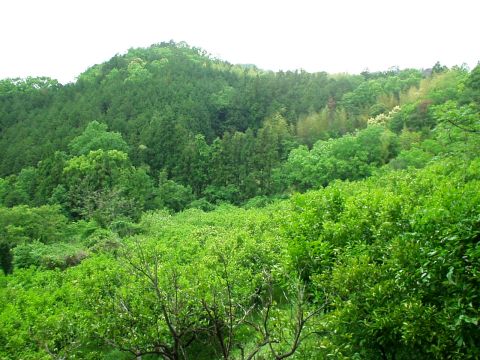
[1,0,479,84]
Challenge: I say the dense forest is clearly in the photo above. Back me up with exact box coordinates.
[0,42,479,359]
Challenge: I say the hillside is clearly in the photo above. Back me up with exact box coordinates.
[0,43,479,359]
[0,42,422,175]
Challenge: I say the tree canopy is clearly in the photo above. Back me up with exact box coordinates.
[0,43,479,359]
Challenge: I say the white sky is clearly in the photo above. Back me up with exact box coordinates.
[1,0,479,84]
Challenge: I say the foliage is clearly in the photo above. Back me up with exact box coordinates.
[0,43,479,359]
[278,124,398,191]
[0,205,69,274]
[282,157,480,359]
[13,241,87,270]
[68,121,130,156]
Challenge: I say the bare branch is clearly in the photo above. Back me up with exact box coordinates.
[445,118,480,134]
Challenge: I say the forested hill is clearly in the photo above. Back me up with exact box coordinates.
[1,42,480,359]
[0,41,422,177]
[1,42,478,211]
